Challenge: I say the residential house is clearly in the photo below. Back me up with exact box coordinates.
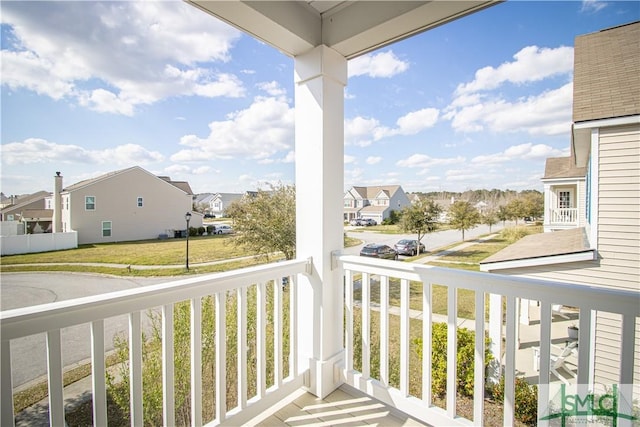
[481,21,640,394]
[343,185,410,224]
[209,192,243,217]
[58,166,199,244]
[0,190,50,224]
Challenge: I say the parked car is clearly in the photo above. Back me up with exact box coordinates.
[204,213,215,219]
[349,218,363,226]
[216,224,234,234]
[359,243,398,260]
[394,239,425,256]
[361,218,377,226]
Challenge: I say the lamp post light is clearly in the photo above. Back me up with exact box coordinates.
[185,211,192,271]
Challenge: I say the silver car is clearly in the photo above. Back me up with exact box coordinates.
[394,239,425,256]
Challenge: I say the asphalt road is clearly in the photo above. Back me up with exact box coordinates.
[2,222,509,389]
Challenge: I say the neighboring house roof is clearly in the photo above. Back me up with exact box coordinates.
[480,228,596,271]
[573,21,640,123]
[542,157,587,180]
[195,193,215,204]
[347,185,402,200]
[360,205,388,214]
[0,191,50,215]
[63,166,193,195]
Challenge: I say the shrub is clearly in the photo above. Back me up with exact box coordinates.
[207,225,215,235]
[197,226,205,236]
[491,376,538,426]
[188,226,198,237]
[414,322,493,398]
[499,226,531,243]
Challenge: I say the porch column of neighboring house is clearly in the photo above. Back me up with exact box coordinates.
[543,182,552,230]
[294,45,347,399]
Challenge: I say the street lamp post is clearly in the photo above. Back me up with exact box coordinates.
[185,211,192,270]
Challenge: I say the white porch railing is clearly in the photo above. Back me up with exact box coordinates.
[2,257,639,426]
[339,255,640,426]
[1,259,310,427]
[549,208,578,224]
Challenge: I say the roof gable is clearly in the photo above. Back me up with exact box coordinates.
[63,166,192,195]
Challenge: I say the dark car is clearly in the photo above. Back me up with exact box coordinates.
[359,243,398,260]
[394,239,425,256]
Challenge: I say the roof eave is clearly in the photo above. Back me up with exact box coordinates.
[480,250,596,272]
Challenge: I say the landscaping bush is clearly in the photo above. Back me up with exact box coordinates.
[491,376,538,426]
[188,226,198,237]
[500,226,534,243]
[414,322,492,398]
[197,226,205,236]
[206,225,215,235]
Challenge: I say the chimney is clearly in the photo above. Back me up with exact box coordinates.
[53,172,63,233]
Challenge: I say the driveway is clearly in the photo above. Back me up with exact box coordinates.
[2,273,169,389]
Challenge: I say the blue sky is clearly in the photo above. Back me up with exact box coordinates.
[2,1,639,196]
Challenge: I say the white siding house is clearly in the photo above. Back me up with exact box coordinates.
[481,22,640,395]
[61,166,198,244]
[343,185,410,224]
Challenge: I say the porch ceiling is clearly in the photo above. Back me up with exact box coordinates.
[186,0,500,59]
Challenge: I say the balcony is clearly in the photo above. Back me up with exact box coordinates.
[2,256,638,426]
[548,208,578,225]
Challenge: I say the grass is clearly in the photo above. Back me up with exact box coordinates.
[1,235,247,266]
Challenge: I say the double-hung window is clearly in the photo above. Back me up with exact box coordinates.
[85,196,96,210]
[137,197,143,207]
[102,221,112,237]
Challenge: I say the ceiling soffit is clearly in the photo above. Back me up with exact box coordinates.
[187,1,500,59]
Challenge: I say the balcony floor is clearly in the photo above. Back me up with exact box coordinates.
[251,385,429,427]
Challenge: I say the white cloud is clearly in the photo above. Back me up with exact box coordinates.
[171,95,294,161]
[257,81,286,97]
[396,154,465,169]
[345,107,439,146]
[448,83,573,136]
[455,45,573,96]
[1,1,244,115]
[471,143,565,165]
[1,138,164,166]
[395,108,439,135]
[581,0,607,13]
[348,50,409,78]
[366,156,382,165]
[344,155,357,164]
[445,45,574,136]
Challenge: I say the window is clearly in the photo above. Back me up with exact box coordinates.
[344,199,352,208]
[85,196,96,210]
[137,197,143,207]
[558,190,572,208]
[65,197,69,210]
[102,221,112,237]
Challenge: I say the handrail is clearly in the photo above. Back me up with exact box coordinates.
[339,255,639,315]
[1,258,310,340]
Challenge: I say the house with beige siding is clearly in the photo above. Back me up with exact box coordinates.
[481,22,640,394]
[59,166,199,244]
[343,185,410,224]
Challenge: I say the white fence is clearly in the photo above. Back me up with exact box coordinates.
[0,231,77,256]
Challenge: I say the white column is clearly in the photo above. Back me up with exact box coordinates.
[294,45,346,399]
